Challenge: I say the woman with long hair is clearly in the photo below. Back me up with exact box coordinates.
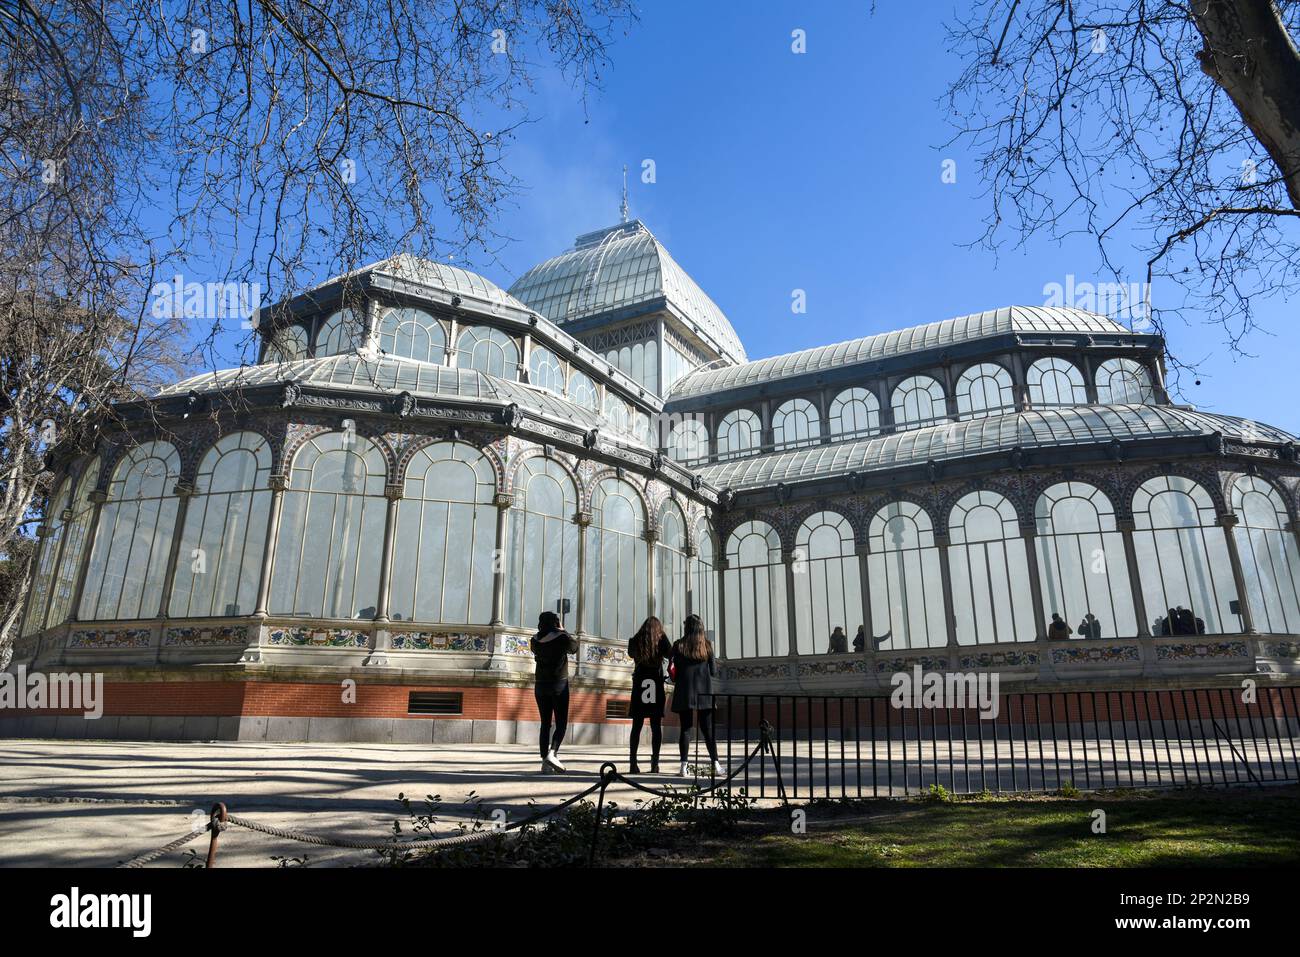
[627,615,672,773]
[670,614,724,777]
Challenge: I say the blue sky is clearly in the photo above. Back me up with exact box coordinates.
[202,0,1299,432]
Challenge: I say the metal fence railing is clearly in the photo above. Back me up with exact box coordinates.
[704,687,1300,799]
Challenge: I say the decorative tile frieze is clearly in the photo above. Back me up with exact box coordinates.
[164,625,249,647]
[958,649,1040,669]
[1051,644,1141,664]
[67,628,152,650]
[874,655,950,674]
[796,658,868,677]
[390,632,489,652]
[267,627,368,648]
[1155,640,1250,661]
[723,662,791,681]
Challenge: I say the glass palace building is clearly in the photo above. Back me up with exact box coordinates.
[8,218,1300,743]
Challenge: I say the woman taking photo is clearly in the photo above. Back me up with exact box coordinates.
[671,615,725,778]
[627,616,672,773]
[531,610,578,773]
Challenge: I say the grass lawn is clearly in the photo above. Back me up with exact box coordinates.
[599,786,1300,868]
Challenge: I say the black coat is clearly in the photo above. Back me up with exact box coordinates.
[670,640,717,713]
[627,635,672,718]
[531,630,578,694]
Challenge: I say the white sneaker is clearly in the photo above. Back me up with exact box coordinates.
[678,761,689,777]
[712,760,726,777]
[545,750,566,773]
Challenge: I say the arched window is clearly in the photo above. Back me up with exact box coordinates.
[829,387,880,440]
[1132,475,1236,635]
[585,478,648,640]
[377,307,446,364]
[655,505,689,636]
[792,512,861,654]
[717,408,760,460]
[631,410,651,446]
[773,398,822,450]
[867,501,947,649]
[80,442,181,620]
[21,477,71,636]
[1033,482,1136,640]
[265,325,309,363]
[505,458,580,629]
[724,521,789,657]
[389,442,496,624]
[528,345,567,395]
[1095,358,1154,404]
[668,417,709,464]
[456,326,519,379]
[169,432,273,618]
[690,517,720,640]
[1231,477,1300,633]
[1027,357,1087,407]
[43,457,100,630]
[566,370,599,412]
[269,432,388,618]
[955,363,1015,419]
[314,307,367,357]
[608,341,659,394]
[603,394,631,435]
[947,490,1036,644]
[891,375,947,431]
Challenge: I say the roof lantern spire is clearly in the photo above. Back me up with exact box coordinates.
[620,164,629,223]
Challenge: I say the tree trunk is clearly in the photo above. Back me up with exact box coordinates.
[1193,0,1300,210]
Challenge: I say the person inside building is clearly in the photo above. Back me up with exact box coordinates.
[531,610,578,774]
[627,615,672,774]
[672,615,724,778]
[1047,613,1073,640]
[853,624,866,653]
[827,625,849,654]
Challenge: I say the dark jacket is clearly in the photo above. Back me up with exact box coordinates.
[531,629,578,694]
[628,635,672,718]
[670,639,717,713]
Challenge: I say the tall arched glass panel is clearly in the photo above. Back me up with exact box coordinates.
[265,324,309,363]
[456,326,519,380]
[947,490,1036,644]
[690,518,720,642]
[389,442,496,624]
[829,388,880,440]
[170,432,273,618]
[1231,477,1300,633]
[668,417,709,465]
[21,477,71,636]
[773,398,822,450]
[717,409,760,460]
[528,345,567,395]
[1033,482,1135,639]
[269,432,387,618]
[1095,358,1154,405]
[566,370,599,412]
[891,375,947,431]
[655,505,689,637]
[955,363,1015,419]
[506,458,580,629]
[792,511,861,654]
[867,501,947,649]
[723,521,788,657]
[80,442,181,620]
[1027,357,1087,407]
[44,457,100,629]
[1132,475,1236,635]
[603,394,631,435]
[377,307,446,364]
[314,307,367,357]
[585,478,648,640]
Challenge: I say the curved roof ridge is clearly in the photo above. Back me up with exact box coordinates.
[693,404,1294,491]
[667,305,1137,401]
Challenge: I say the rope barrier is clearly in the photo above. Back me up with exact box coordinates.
[114,721,784,867]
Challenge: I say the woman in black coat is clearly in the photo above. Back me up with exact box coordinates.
[531,611,578,774]
[627,616,672,773]
[671,615,724,778]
